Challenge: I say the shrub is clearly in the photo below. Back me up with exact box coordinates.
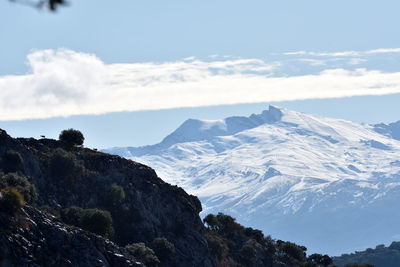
[3,150,23,173]
[60,207,114,238]
[308,253,333,266]
[109,184,125,205]
[204,213,241,234]
[244,227,265,245]
[278,241,306,262]
[0,173,37,204]
[203,214,221,231]
[79,208,114,238]
[0,187,25,214]
[152,237,175,261]
[59,128,84,148]
[60,206,84,226]
[49,148,84,181]
[126,243,160,267]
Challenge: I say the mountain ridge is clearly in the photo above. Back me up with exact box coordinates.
[109,106,283,157]
[104,107,400,256]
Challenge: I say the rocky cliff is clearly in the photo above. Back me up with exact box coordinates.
[0,129,215,267]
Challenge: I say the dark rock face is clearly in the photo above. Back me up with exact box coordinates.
[0,129,215,267]
[0,206,142,267]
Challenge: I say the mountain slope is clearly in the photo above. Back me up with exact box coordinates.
[374,120,400,141]
[104,106,400,256]
[0,129,215,267]
[333,241,400,267]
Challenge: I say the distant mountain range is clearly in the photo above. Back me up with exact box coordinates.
[104,106,400,256]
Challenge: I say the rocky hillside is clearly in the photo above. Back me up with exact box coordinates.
[0,129,214,267]
[0,205,143,266]
[333,242,400,267]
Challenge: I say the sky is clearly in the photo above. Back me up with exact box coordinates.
[1,0,400,148]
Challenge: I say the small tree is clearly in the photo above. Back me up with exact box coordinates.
[59,128,84,148]
[79,208,114,238]
[203,214,221,231]
[244,227,265,245]
[308,253,333,267]
[278,241,306,262]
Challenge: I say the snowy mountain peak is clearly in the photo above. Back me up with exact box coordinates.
[103,108,400,255]
[161,105,283,146]
[250,105,283,123]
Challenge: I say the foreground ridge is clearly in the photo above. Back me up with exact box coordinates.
[0,129,214,267]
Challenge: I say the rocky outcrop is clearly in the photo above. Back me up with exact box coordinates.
[0,129,215,267]
[0,206,142,267]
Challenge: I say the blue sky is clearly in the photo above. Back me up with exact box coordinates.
[1,0,400,148]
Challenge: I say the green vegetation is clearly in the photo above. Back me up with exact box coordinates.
[80,208,114,238]
[60,206,114,238]
[334,242,400,266]
[59,128,84,149]
[308,253,333,266]
[204,212,336,267]
[0,172,36,215]
[0,173,37,204]
[152,237,175,262]
[125,243,160,267]
[0,187,25,214]
[277,240,306,262]
[48,148,85,182]
[61,206,85,226]
[109,184,125,205]
[3,150,23,173]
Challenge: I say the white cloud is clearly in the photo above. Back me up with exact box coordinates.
[365,48,400,54]
[284,47,400,57]
[297,58,327,66]
[1,49,400,121]
[283,50,359,57]
[348,58,367,65]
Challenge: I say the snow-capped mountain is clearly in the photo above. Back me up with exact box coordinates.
[104,106,400,255]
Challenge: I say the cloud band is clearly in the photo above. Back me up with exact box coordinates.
[1,49,400,121]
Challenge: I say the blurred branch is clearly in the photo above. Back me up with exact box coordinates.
[9,0,68,11]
